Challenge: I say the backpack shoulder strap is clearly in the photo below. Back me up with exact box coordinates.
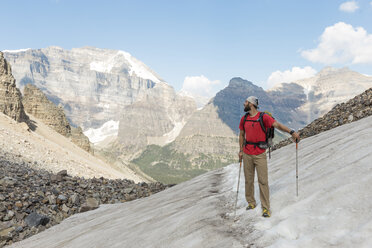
[242,113,249,132]
[258,112,266,133]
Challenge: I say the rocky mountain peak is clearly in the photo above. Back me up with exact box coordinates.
[0,51,13,77]
[228,77,257,89]
[3,47,164,129]
[0,52,29,123]
[317,66,350,77]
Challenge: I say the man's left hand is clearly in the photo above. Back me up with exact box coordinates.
[292,132,300,143]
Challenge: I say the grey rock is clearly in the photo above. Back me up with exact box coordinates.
[15,212,26,221]
[57,170,68,177]
[25,212,50,227]
[123,187,133,194]
[57,194,67,202]
[0,227,15,241]
[61,204,70,213]
[0,177,16,187]
[48,195,56,205]
[7,211,15,218]
[70,194,80,205]
[79,198,99,213]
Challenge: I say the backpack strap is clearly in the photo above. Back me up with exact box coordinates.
[258,112,267,134]
[243,112,249,130]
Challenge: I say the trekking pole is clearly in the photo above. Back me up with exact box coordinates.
[234,160,242,219]
[296,139,299,197]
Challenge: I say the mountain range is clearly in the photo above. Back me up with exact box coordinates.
[3,47,372,183]
[0,51,146,182]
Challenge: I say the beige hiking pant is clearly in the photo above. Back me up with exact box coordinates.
[242,152,270,210]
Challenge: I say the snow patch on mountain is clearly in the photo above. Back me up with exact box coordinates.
[163,120,187,144]
[118,51,162,84]
[84,120,119,144]
[89,50,162,84]
[147,117,187,146]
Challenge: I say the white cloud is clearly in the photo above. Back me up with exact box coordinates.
[301,22,372,64]
[180,75,223,108]
[181,75,221,98]
[339,1,359,12]
[370,1,372,7]
[267,66,317,89]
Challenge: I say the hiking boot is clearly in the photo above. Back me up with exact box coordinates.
[262,208,271,218]
[246,203,256,210]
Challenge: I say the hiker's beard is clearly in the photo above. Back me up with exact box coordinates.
[244,105,251,112]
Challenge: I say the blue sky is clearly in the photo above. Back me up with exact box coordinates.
[1,0,372,98]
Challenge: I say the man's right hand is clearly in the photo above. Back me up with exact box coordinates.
[238,151,243,162]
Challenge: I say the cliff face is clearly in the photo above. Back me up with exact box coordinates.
[117,82,197,157]
[23,84,71,136]
[0,52,28,123]
[22,83,91,152]
[3,47,161,129]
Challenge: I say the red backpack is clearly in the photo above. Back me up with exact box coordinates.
[243,111,275,158]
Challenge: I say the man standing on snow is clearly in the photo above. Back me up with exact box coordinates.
[238,96,300,217]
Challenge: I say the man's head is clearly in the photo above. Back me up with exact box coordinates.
[244,96,259,112]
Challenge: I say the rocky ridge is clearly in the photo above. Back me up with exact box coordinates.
[22,84,71,136]
[22,84,91,152]
[0,52,28,123]
[0,153,169,247]
[273,87,372,150]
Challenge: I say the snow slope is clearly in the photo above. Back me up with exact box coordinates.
[11,115,372,248]
[230,115,372,247]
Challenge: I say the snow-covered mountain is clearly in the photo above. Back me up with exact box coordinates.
[3,47,197,150]
[3,46,166,129]
[11,115,372,248]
